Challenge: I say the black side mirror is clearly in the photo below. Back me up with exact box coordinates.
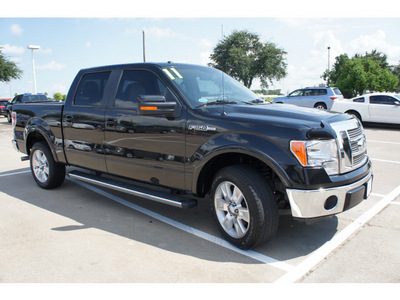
[137,95,177,117]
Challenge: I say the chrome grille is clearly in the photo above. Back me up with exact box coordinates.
[347,123,367,169]
[331,118,368,174]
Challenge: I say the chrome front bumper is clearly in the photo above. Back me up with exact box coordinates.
[286,171,373,218]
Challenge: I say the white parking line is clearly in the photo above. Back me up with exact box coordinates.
[370,158,400,164]
[0,170,30,177]
[367,140,400,146]
[275,184,400,283]
[69,178,294,272]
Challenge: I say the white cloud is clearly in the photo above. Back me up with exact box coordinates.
[36,61,66,70]
[85,41,92,48]
[200,51,211,65]
[1,44,25,55]
[10,24,23,35]
[51,83,68,94]
[144,26,186,39]
[198,38,213,49]
[347,30,400,64]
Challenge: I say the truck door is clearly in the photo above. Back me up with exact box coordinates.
[62,71,111,172]
[103,69,186,189]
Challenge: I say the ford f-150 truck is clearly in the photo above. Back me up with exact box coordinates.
[12,62,373,249]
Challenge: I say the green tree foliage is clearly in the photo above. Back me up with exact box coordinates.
[323,50,399,98]
[0,53,23,83]
[209,30,287,89]
[53,92,63,100]
[53,92,67,101]
[391,61,400,92]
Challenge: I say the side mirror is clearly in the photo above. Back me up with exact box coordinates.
[394,100,400,106]
[137,95,177,117]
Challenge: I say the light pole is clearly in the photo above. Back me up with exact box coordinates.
[327,46,331,87]
[28,45,40,94]
[142,30,146,63]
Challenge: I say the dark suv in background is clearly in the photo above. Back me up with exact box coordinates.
[272,87,344,110]
[6,93,50,122]
[0,100,9,118]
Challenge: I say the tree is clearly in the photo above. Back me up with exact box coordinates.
[0,53,23,83]
[322,51,399,98]
[209,30,287,89]
[53,93,67,101]
[391,61,400,92]
[53,92,63,100]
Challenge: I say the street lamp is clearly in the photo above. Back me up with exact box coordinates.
[28,45,40,94]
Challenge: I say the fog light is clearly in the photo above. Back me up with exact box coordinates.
[324,196,338,210]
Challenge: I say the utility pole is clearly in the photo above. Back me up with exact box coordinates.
[142,30,146,62]
[327,46,331,86]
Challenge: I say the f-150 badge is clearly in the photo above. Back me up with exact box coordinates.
[188,124,217,131]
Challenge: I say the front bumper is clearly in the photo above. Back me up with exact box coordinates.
[286,171,373,218]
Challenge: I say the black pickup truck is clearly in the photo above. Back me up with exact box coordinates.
[12,62,373,249]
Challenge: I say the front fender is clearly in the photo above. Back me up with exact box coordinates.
[188,131,303,193]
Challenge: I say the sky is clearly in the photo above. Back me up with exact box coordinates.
[1,2,400,99]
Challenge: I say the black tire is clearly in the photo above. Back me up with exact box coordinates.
[30,142,66,189]
[210,165,279,249]
[7,112,11,123]
[314,102,327,110]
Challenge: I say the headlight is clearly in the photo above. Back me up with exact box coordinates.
[290,139,339,175]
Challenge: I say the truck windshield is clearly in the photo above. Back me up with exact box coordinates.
[162,65,261,109]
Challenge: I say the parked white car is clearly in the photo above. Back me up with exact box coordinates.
[331,93,400,125]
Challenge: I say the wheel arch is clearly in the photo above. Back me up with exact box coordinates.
[193,147,291,197]
[25,122,60,163]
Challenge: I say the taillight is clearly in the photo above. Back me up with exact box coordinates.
[12,111,17,128]
[0,106,5,109]
[330,97,337,100]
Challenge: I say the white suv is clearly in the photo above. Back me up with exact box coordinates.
[272,87,344,110]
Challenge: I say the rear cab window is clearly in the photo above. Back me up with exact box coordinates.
[74,72,111,106]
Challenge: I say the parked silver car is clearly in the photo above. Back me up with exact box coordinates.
[272,87,344,109]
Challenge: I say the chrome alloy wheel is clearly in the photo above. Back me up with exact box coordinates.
[32,149,49,183]
[214,181,250,238]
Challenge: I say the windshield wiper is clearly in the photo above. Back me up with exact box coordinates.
[196,100,237,108]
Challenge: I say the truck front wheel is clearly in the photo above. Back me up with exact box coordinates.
[30,142,66,189]
[210,165,279,249]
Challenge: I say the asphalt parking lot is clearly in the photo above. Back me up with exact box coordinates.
[1,117,400,284]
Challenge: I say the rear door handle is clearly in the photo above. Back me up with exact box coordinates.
[65,115,73,122]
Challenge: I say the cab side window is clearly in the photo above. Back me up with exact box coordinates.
[114,70,173,109]
[74,72,110,106]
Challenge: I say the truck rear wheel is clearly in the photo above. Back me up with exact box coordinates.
[210,165,279,249]
[30,142,66,189]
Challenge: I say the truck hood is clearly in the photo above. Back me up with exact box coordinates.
[223,103,348,126]
[197,103,351,140]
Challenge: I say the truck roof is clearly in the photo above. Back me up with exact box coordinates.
[80,62,209,72]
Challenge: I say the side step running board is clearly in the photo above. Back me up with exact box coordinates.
[67,170,197,209]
